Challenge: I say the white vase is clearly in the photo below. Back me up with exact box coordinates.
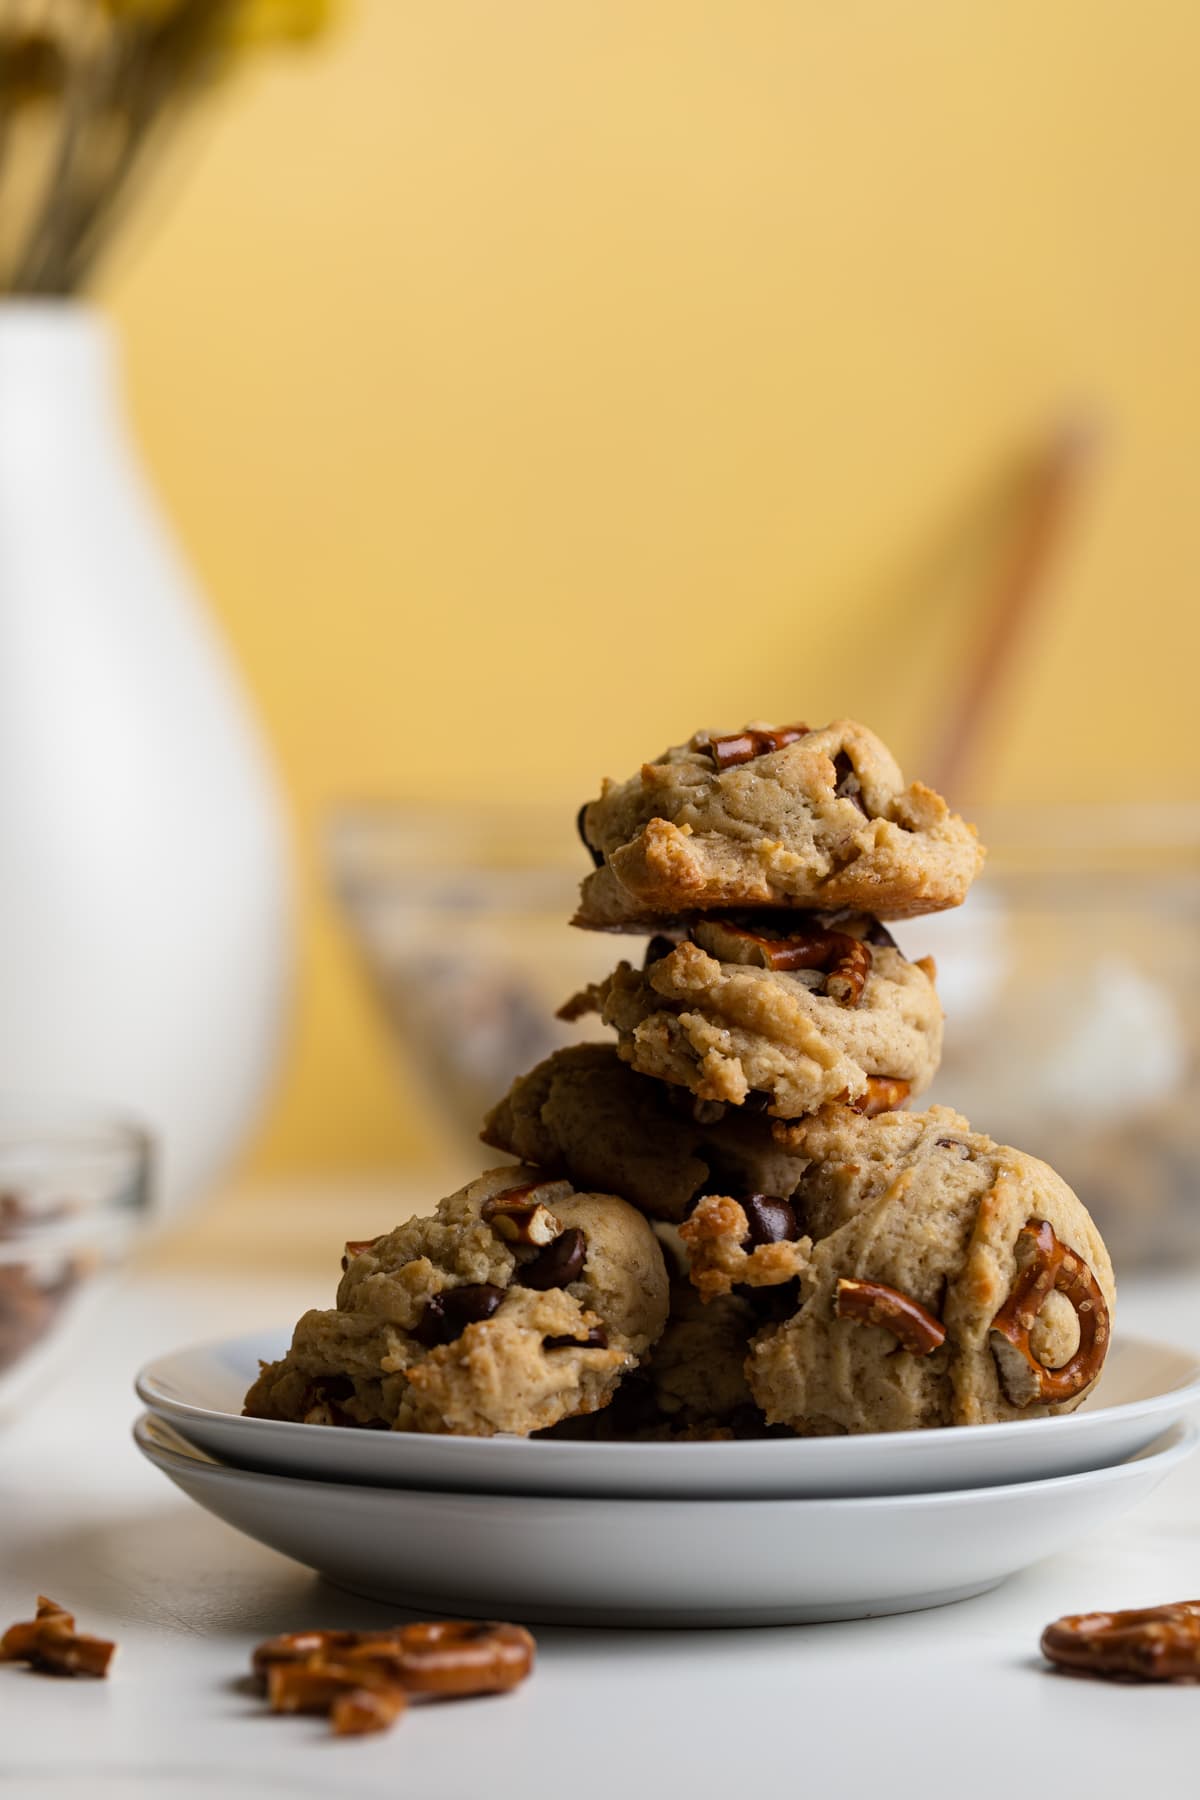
[0,301,292,1217]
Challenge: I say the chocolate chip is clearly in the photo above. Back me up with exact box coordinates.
[576,803,604,868]
[314,1374,355,1402]
[740,1092,773,1114]
[936,1138,972,1159]
[864,920,898,950]
[644,934,678,968]
[518,1227,587,1290]
[738,1276,802,1322]
[542,1325,608,1350]
[414,1283,506,1346]
[833,751,869,816]
[739,1194,799,1248]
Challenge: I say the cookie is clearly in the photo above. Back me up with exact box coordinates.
[574,718,983,931]
[481,1042,810,1223]
[740,1105,1116,1433]
[561,917,942,1118]
[538,1281,767,1441]
[243,1167,669,1437]
[641,1279,760,1430]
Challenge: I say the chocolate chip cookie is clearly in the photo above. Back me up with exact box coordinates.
[243,1167,670,1437]
[561,917,942,1118]
[481,1042,810,1223]
[538,1278,766,1440]
[742,1105,1116,1433]
[574,719,983,931]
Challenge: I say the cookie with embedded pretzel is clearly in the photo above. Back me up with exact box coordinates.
[741,1105,1115,1433]
[481,1042,810,1223]
[573,719,983,931]
[243,1167,669,1437]
[560,916,942,1119]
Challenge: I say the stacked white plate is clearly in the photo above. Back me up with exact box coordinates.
[135,1329,1200,1627]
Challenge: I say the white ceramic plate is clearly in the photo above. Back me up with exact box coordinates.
[134,1411,1196,1628]
[136,1329,1200,1499]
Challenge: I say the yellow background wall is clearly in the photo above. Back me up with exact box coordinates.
[103,1,1200,1174]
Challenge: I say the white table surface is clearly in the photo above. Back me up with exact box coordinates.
[3,1189,1199,1800]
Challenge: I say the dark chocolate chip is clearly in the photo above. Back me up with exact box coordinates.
[737,1276,802,1322]
[414,1282,506,1346]
[542,1325,608,1351]
[864,920,898,950]
[740,1092,773,1114]
[833,751,869,816]
[576,803,604,868]
[315,1374,355,1402]
[518,1227,587,1290]
[739,1194,799,1248]
[936,1137,972,1159]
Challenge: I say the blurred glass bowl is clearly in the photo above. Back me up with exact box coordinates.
[904,805,1200,1272]
[328,804,615,1156]
[0,1105,152,1419]
[330,801,1200,1271]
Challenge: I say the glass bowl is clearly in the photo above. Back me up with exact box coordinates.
[327,803,614,1159]
[0,1105,153,1418]
[904,805,1200,1271]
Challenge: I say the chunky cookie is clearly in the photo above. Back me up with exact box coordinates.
[243,1167,669,1437]
[574,719,983,931]
[741,1105,1116,1433]
[561,916,942,1118]
[640,1280,760,1432]
[539,1280,765,1440]
[481,1043,810,1223]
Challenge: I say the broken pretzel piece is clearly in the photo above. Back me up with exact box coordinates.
[341,1235,385,1272]
[252,1619,536,1737]
[696,723,810,769]
[0,1596,115,1678]
[834,1277,946,1356]
[481,1188,562,1247]
[692,918,872,1007]
[989,1218,1110,1406]
[849,1076,911,1117]
[1041,1602,1200,1681]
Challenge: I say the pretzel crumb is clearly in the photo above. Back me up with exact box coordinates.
[0,1596,115,1678]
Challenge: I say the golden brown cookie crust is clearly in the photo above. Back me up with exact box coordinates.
[574,719,983,931]
[563,932,942,1118]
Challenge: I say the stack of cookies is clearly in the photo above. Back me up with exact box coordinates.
[247,718,1116,1442]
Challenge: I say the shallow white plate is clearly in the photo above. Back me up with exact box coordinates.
[134,1411,1195,1628]
[136,1329,1200,1499]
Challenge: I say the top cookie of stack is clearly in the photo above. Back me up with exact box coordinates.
[563,718,982,1124]
[573,718,983,931]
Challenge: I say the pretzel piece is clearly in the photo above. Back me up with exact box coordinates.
[267,1660,408,1734]
[990,1218,1110,1406]
[253,1619,535,1701]
[835,1278,946,1355]
[1041,1602,1200,1681]
[341,1235,385,1271]
[390,1620,535,1695]
[699,724,810,769]
[693,919,872,1006]
[850,1076,911,1116]
[481,1190,562,1246]
[1,1596,115,1678]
